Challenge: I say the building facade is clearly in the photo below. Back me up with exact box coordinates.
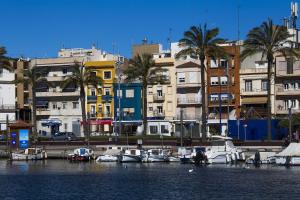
[0,63,16,130]
[207,43,241,135]
[113,83,142,135]
[33,57,83,136]
[84,61,115,134]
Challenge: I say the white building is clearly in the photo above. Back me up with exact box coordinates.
[0,66,16,130]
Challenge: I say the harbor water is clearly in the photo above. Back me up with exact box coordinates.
[0,160,300,200]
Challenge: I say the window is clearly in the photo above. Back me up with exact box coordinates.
[220,76,228,85]
[62,102,67,109]
[284,83,289,90]
[123,108,135,116]
[220,59,228,68]
[157,89,163,97]
[52,102,57,109]
[105,105,111,114]
[150,126,158,134]
[210,59,218,68]
[188,72,197,83]
[210,77,219,85]
[62,68,68,74]
[64,123,67,131]
[291,99,296,108]
[245,80,252,92]
[90,105,96,114]
[104,88,110,95]
[148,87,153,94]
[103,71,111,79]
[157,106,163,113]
[72,102,79,109]
[287,58,294,74]
[291,82,296,90]
[284,100,289,110]
[178,72,185,83]
[117,89,122,97]
[149,107,153,111]
[91,88,96,96]
[98,104,102,113]
[126,89,134,98]
[91,71,97,77]
[161,125,169,133]
[261,80,268,91]
[210,94,219,102]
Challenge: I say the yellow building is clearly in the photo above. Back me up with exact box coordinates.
[84,61,115,134]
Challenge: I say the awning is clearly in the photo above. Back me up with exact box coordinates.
[242,97,267,104]
[81,119,112,125]
[41,119,62,126]
[113,120,143,125]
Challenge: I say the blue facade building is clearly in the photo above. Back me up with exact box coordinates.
[113,83,142,135]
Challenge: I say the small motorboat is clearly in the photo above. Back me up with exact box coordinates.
[191,146,207,164]
[12,148,47,161]
[245,152,276,165]
[119,149,143,163]
[68,148,94,162]
[143,149,169,162]
[96,146,121,162]
[178,147,193,164]
[275,143,300,166]
[205,136,245,164]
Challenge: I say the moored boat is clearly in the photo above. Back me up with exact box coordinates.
[12,148,47,161]
[119,149,143,163]
[68,148,94,162]
[205,136,245,164]
[178,147,193,163]
[275,143,300,166]
[143,149,169,162]
[96,146,121,162]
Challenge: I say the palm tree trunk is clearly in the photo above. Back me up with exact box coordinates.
[31,82,37,145]
[142,85,147,135]
[200,58,207,141]
[80,85,88,138]
[267,59,272,140]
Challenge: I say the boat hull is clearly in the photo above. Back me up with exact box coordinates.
[12,153,45,161]
[276,156,300,166]
[119,155,141,163]
[96,155,118,162]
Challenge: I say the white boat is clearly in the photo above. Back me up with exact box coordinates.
[68,148,94,161]
[143,149,169,162]
[178,147,193,163]
[205,136,245,164]
[245,152,276,164]
[12,148,47,161]
[275,143,300,166]
[96,146,121,162]
[119,149,143,162]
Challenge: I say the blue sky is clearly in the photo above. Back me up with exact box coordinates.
[0,0,295,58]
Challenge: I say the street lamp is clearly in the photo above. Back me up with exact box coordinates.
[115,56,123,141]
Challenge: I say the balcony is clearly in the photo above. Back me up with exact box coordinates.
[101,95,113,102]
[87,95,97,103]
[177,97,201,105]
[153,110,165,118]
[276,69,300,77]
[46,76,66,82]
[0,104,16,113]
[177,82,201,88]
[208,99,236,107]
[241,88,267,96]
[36,89,80,97]
[36,109,51,116]
[276,87,300,96]
[153,94,165,102]
[208,113,229,119]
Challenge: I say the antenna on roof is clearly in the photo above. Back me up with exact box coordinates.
[142,37,148,44]
[167,28,172,50]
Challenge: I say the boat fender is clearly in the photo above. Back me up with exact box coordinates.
[254,151,260,166]
[285,156,291,166]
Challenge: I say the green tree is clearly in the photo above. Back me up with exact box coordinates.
[124,54,168,135]
[62,62,103,141]
[0,47,12,71]
[241,19,300,140]
[176,24,226,140]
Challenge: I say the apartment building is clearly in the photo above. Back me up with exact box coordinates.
[84,61,115,134]
[240,53,274,118]
[175,59,201,138]
[207,43,241,135]
[0,63,16,130]
[33,57,84,137]
[275,56,300,116]
[113,83,142,135]
[146,52,176,136]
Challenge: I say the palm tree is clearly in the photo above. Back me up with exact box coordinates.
[62,62,103,140]
[241,19,300,140]
[124,54,168,135]
[15,66,48,144]
[176,24,226,140]
[0,47,12,71]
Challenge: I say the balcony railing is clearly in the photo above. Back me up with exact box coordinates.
[0,104,16,112]
[241,88,267,95]
[276,87,300,95]
[153,110,165,117]
[153,94,165,102]
[177,97,201,105]
[36,89,80,97]
[87,95,97,102]
[101,95,113,102]
[36,109,51,116]
[208,99,236,106]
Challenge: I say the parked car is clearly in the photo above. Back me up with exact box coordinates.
[51,132,77,141]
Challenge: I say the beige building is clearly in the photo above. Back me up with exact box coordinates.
[275,56,300,115]
[240,53,275,118]
[146,52,176,136]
